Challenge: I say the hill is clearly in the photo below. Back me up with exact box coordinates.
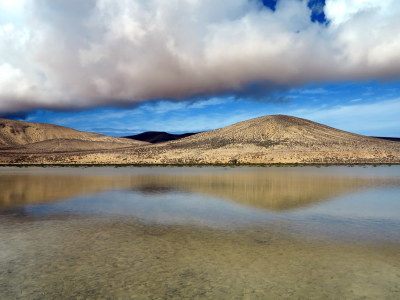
[0,115,399,164]
[135,115,400,164]
[0,118,146,151]
[167,115,382,148]
[124,131,198,143]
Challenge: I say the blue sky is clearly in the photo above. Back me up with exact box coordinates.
[0,0,399,137]
[20,80,400,137]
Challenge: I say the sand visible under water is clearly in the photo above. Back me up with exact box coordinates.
[0,166,399,299]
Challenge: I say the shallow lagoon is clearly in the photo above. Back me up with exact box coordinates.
[0,166,399,299]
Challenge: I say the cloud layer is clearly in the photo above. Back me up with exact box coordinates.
[0,0,400,113]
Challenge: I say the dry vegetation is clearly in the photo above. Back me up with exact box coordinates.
[0,115,399,164]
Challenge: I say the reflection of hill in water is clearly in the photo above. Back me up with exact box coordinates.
[1,172,398,211]
[0,175,133,210]
[131,173,398,211]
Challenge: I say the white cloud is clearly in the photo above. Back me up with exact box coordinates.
[325,0,399,26]
[0,0,400,113]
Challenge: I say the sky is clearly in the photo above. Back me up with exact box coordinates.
[0,0,399,137]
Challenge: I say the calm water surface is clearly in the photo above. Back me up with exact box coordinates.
[0,166,399,299]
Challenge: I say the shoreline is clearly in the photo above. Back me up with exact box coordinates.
[1,162,400,168]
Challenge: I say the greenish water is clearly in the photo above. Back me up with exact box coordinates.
[0,166,399,299]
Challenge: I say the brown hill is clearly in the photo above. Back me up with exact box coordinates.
[0,118,146,151]
[167,115,383,148]
[135,115,400,164]
[0,115,399,164]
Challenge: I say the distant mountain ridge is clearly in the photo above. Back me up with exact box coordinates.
[124,131,199,143]
[372,137,400,142]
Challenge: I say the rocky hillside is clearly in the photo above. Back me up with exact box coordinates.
[167,115,384,148]
[0,115,399,164]
[0,118,145,150]
[143,115,400,164]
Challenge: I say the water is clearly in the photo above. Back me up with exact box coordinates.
[0,166,399,299]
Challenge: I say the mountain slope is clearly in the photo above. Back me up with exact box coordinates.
[0,118,146,150]
[142,115,400,164]
[167,115,384,148]
[0,115,399,164]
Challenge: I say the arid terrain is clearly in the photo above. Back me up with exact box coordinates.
[0,115,399,164]
[0,118,145,151]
